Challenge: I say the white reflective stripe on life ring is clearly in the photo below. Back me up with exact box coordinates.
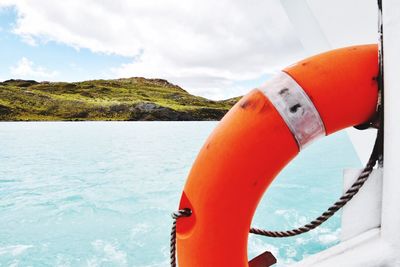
[259,71,326,150]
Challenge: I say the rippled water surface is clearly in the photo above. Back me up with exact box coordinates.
[0,122,361,266]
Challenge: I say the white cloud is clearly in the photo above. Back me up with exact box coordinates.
[1,0,306,99]
[10,57,58,80]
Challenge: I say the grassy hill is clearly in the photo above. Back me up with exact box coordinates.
[0,78,239,121]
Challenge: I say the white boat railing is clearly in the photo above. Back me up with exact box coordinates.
[282,0,400,265]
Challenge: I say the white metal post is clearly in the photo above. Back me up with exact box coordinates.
[381,0,400,251]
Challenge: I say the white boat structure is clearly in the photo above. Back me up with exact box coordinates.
[281,0,400,266]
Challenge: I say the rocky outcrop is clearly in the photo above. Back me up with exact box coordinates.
[129,102,193,121]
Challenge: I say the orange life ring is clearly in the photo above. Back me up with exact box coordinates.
[176,44,378,266]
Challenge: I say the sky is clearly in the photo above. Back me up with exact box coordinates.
[0,0,310,100]
[0,0,377,100]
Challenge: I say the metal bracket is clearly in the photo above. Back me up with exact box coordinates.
[249,251,277,267]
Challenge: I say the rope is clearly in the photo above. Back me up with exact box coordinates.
[170,126,383,264]
[170,208,191,267]
[251,126,382,238]
[250,125,383,237]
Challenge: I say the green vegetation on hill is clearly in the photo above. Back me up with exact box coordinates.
[0,78,240,121]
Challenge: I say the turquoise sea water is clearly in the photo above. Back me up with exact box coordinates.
[0,122,361,266]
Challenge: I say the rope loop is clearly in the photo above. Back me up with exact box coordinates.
[171,208,192,220]
[170,208,191,267]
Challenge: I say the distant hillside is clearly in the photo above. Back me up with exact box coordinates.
[0,78,240,121]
